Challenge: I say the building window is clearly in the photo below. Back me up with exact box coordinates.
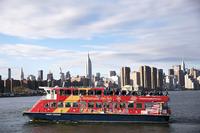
[73,90,79,95]
[96,102,102,108]
[72,102,79,108]
[136,103,143,109]
[88,102,94,108]
[120,103,126,108]
[80,90,86,95]
[128,102,134,108]
[57,102,63,108]
[65,102,71,107]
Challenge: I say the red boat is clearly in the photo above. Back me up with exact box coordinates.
[23,87,171,123]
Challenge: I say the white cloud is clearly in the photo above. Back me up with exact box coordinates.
[0,0,199,39]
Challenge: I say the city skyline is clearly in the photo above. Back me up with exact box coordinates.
[0,0,200,79]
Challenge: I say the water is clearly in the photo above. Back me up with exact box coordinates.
[0,91,200,133]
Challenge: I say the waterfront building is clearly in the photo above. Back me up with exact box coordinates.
[173,65,185,87]
[139,66,144,88]
[144,66,151,90]
[37,70,43,81]
[157,69,164,90]
[66,71,71,80]
[8,68,11,80]
[151,67,157,89]
[132,71,140,91]
[181,60,186,73]
[110,71,116,77]
[27,75,36,81]
[21,68,24,80]
[185,74,195,89]
[168,69,174,76]
[86,53,92,87]
[120,67,131,88]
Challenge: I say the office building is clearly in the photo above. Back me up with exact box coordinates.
[120,67,131,88]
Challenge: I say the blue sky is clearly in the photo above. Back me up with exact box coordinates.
[0,0,200,80]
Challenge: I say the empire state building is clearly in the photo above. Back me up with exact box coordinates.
[86,53,92,86]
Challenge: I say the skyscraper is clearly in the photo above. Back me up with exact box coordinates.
[20,67,24,80]
[157,69,164,90]
[139,66,144,88]
[86,53,92,86]
[38,70,43,81]
[8,68,11,80]
[110,71,116,77]
[151,67,157,89]
[120,67,131,88]
[181,60,186,73]
[144,66,151,89]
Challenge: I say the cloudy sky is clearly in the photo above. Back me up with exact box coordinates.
[0,0,200,80]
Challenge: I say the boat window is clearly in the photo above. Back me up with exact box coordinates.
[145,102,154,109]
[128,103,134,108]
[47,90,50,94]
[58,102,63,108]
[44,103,49,108]
[60,89,64,96]
[95,90,102,95]
[136,103,143,109]
[120,103,126,108]
[121,90,127,96]
[88,90,94,95]
[50,102,57,108]
[72,102,79,108]
[108,91,113,96]
[80,90,86,95]
[162,103,168,110]
[65,90,71,95]
[80,101,86,108]
[96,102,102,108]
[88,102,94,108]
[115,91,120,95]
[113,103,118,108]
[65,102,71,107]
[103,103,109,108]
[73,90,79,95]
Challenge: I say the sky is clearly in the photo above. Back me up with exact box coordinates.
[0,0,200,80]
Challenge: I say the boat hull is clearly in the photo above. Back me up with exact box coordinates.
[23,112,169,123]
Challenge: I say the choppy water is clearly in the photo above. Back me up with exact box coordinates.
[0,91,200,133]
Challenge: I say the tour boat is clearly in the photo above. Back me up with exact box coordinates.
[23,87,171,123]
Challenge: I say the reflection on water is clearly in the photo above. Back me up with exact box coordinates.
[0,91,200,133]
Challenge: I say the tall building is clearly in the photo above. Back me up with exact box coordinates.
[132,71,140,90]
[66,71,71,80]
[151,67,157,89]
[47,72,53,81]
[144,66,151,89]
[173,65,184,87]
[8,68,11,80]
[139,66,144,88]
[38,70,43,81]
[157,69,164,89]
[86,53,92,86]
[20,67,24,80]
[120,67,131,88]
[181,60,186,73]
[168,69,174,76]
[110,71,116,77]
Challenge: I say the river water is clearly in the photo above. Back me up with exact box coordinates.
[0,91,200,133]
